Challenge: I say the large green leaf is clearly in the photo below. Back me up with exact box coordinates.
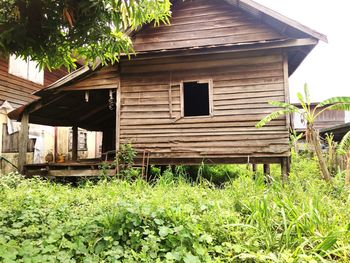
[256,108,298,128]
[269,101,299,111]
[323,103,350,111]
[304,83,311,107]
[318,97,350,107]
[338,131,350,155]
[296,92,308,112]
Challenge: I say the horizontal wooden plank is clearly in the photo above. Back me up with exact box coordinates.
[121,105,180,112]
[49,169,115,177]
[123,84,176,93]
[120,114,285,125]
[122,90,180,99]
[135,24,280,45]
[213,96,285,107]
[122,55,282,74]
[122,97,180,105]
[121,145,289,155]
[140,17,259,35]
[134,32,284,52]
[214,102,284,111]
[123,49,282,66]
[121,119,285,130]
[127,140,288,150]
[213,83,283,95]
[121,126,287,136]
[0,82,38,101]
[214,91,285,102]
[121,134,288,143]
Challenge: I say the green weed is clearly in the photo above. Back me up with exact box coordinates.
[0,159,349,262]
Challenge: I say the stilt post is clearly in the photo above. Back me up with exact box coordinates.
[72,126,78,161]
[18,110,29,174]
[281,157,290,183]
[263,164,271,184]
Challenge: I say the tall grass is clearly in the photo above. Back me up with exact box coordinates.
[0,157,349,262]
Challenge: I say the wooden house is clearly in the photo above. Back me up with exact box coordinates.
[0,55,67,172]
[9,0,327,177]
[0,56,101,173]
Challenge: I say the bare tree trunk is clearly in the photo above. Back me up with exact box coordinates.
[310,128,331,181]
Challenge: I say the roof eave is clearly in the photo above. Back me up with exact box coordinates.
[224,0,328,43]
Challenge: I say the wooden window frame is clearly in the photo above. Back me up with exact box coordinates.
[68,128,88,152]
[180,79,213,118]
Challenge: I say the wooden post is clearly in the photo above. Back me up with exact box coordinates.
[18,111,29,174]
[283,53,291,129]
[72,126,78,161]
[263,164,271,183]
[115,86,121,152]
[252,164,257,173]
[281,157,290,183]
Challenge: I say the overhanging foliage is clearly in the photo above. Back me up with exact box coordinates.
[0,0,171,70]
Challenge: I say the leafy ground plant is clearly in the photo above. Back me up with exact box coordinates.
[0,157,350,262]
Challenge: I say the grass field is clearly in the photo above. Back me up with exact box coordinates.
[0,157,349,262]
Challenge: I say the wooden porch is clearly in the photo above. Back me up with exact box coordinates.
[24,161,110,178]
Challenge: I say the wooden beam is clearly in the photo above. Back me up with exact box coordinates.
[18,110,29,174]
[72,126,78,161]
[128,38,319,61]
[116,84,121,152]
[49,169,115,177]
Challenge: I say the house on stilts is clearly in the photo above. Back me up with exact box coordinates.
[9,0,327,178]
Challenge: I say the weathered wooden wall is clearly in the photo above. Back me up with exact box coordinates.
[314,109,345,130]
[0,57,39,108]
[132,0,285,53]
[60,66,119,92]
[0,57,67,109]
[1,124,35,153]
[119,50,290,163]
[44,68,68,87]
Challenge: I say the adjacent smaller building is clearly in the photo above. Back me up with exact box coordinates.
[0,55,101,173]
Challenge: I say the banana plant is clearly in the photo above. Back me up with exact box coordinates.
[338,131,350,184]
[256,84,350,182]
[338,131,350,155]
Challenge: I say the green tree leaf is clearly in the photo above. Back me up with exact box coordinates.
[0,0,171,70]
[183,253,201,263]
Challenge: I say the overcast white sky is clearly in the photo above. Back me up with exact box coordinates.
[256,0,350,103]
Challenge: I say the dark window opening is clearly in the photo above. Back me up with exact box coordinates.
[184,81,210,117]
